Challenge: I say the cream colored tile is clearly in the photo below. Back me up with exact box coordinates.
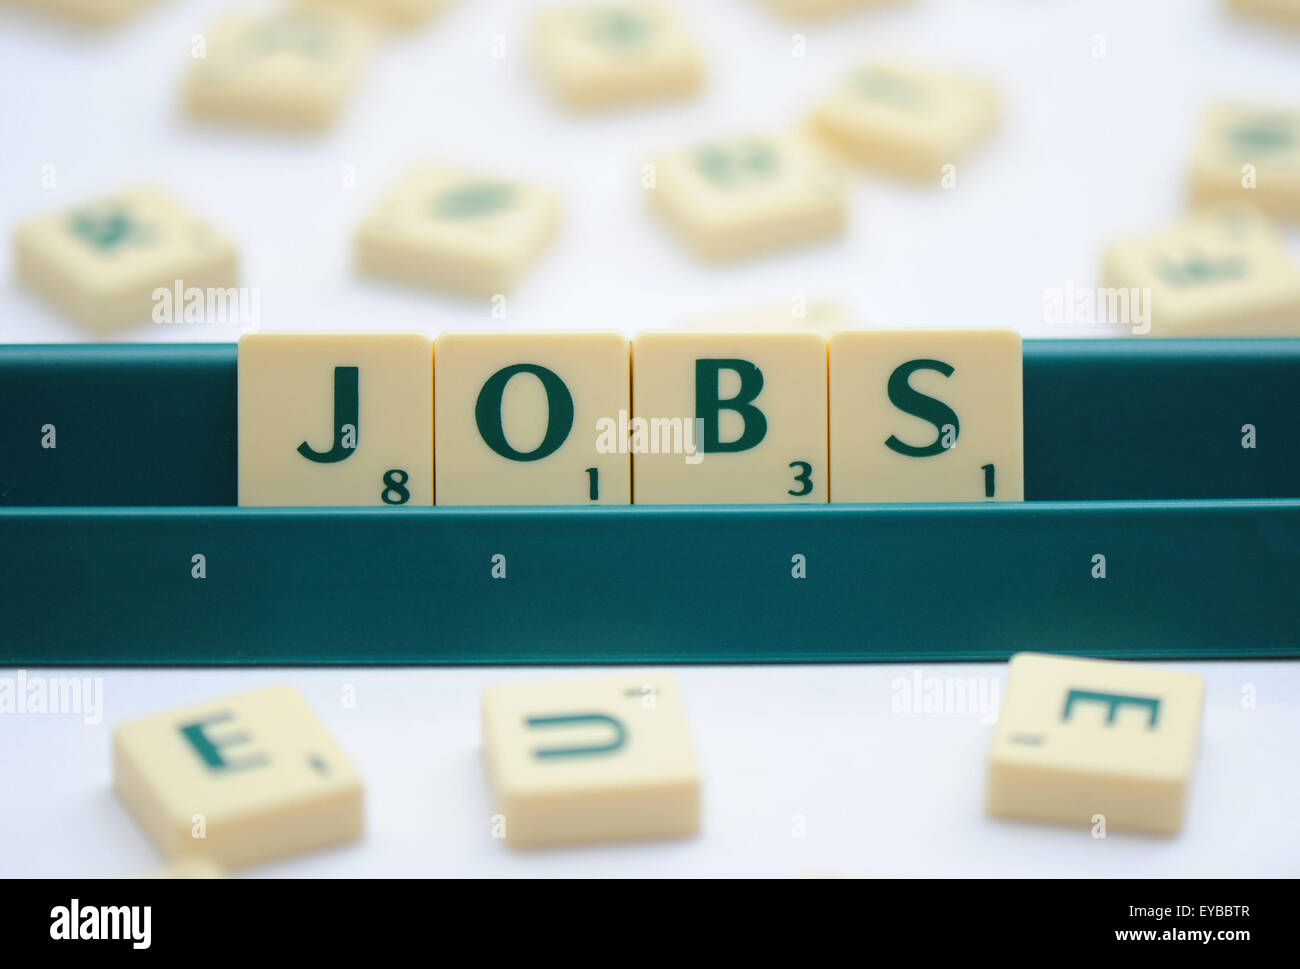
[482,673,700,847]
[138,857,227,878]
[809,61,1000,179]
[14,185,238,331]
[356,164,560,297]
[1228,0,1300,29]
[1190,104,1300,221]
[988,653,1205,835]
[1102,206,1300,336]
[681,300,854,335]
[650,132,846,261]
[759,0,910,16]
[632,330,828,503]
[11,0,161,25]
[830,328,1022,502]
[238,331,434,506]
[319,0,451,25]
[114,686,363,869]
[434,331,630,505]
[532,3,704,109]
[185,6,376,129]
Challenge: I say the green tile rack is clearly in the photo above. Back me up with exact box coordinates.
[1,339,1297,664]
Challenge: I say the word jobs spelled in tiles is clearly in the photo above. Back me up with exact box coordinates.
[987,654,1205,835]
[356,165,560,297]
[1103,206,1300,336]
[435,332,631,505]
[482,674,700,847]
[651,133,846,261]
[114,686,363,868]
[15,186,237,331]
[238,332,433,506]
[186,7,375,129]
[532,2,704,109]
[633,330,828,503]
[830,329,1023,502]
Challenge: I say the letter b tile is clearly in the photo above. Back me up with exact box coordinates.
[632,331,829,503]
[238,332,433,506]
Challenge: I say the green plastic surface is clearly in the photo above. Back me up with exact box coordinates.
[0,501,1297,664]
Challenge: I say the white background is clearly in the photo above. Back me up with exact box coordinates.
[0,0,1298,875]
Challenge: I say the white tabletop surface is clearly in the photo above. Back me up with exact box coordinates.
[1,0,1298,876]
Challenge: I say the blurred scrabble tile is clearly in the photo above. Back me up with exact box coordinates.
[238,332,433,506]
[320,0,451,25]
[11,0,161,26]
[531,2,704,109]
[185,6,376,130]
[356,165,560,297]
[482,673,699,847]
[809,61,1000,179]
[14,185,238,331]
[759,0,909,16]
[683,300,853,335]
[139,857,227,878]
[1102,206,1300,336]
[829,329,1023,502]
[650,132,846,261]
[987,653,1205,835]
[632,330,828,503]
[114,686,363,869]
[1189,105,1300,221]
[1227,0,1300,29]
[435,332,630,505]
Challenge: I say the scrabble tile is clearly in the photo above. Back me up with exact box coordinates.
[12,0,161,26]
[650,133,846,262]
[683,300,853,335]
[185,7,376,130]
[1189,105,1300,221]
[238,332,433,506]
[114,686,363,869]
[435,332,630,505]
[759,0,910,16]
[14,185,238,331]
[139,857,227,879]
[356,165,560,297]
[987,653,1205,835]
[829,329,1023,502]
[809,61,1000,179]
[531,3,704,109]
[1101,206,1300,336]
[632,331,828,503]
[482,673,699,847]
[320,0,451,25]
[1228,0,1300,29]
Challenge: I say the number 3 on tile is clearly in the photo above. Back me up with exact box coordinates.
[788,461,813,497]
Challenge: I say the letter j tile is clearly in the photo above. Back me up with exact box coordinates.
[238,332,433,506]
